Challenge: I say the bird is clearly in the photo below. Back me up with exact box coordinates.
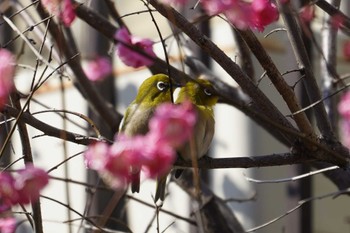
[119,73,174,193]
[155,78,218,201]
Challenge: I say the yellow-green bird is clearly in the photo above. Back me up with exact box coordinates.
[120,74,173,193]
[155,78,218,201]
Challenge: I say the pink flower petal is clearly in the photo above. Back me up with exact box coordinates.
[161,0,189,5]
[99,135,146,188]
[59,0,76,27]
[0,217,16,233]
[0,49,15,109]
[41,0,76,26]
[15,165,49,204]
[202,0,238,15]
[250,0,279,32]
[338,91,350,119]
[343,41,350,60]
[340,120,350,149]
[149,102,196,148]
[224,1,254,30]
[0,173,18,211]
[299,5,315,23]
[141,138,175,178]
[115,27,156,68]
[84,56,112,81]
[202,0,279,31]
[331,14,344,29]
[84,141,110,170]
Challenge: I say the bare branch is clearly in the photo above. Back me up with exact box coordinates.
[245,165,339,184]
[3,105,95,145]
[276,0,334,139]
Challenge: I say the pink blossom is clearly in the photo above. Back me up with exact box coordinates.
[338,91,350,148]
[14,165,49,204]
[84,56,112,81]
[201,0,279,31]
[250,0,279,31]
[161,0,189,5]
[115,27,156,68]
[340,120,350,149]
[59,0,76,26]
[0,217,16,233]
[201,0,238,15]
[0,173,18,211]
[84,141,110,170]
[343,41,350,60]
[0,49,15,109]
[84,103,197,189]
[299,5,315,23]
[224,1,255,30]
[149,102,196,148]
[41,0,76,27]
[142,138,175,178]
[338,91,350,119]
[331,14,344,29]
[95,135,146,188]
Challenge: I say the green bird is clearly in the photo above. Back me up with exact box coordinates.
[155,78,218,201]
[120,73,173,193]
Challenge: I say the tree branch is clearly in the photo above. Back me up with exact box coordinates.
[320,0,340,133]
[33,0,122,133]
[174,152,315,169]
[276,0,334,139]
[3,105,93,145]
[315,0,350,34]
[238,29,315,138]
[10,92,44,233]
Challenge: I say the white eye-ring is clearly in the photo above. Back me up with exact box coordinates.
[204,88,212,96]
[157,81,168,91]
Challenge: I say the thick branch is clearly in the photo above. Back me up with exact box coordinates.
[174,153,315,169]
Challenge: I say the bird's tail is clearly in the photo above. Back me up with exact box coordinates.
[155,175,167,201]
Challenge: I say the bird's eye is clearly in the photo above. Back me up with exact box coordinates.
[204,88,212,96]
[157,81,168,91]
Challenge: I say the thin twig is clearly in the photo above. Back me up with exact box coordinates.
[245,165,339,184]
[32,109,101,137]
[276,0,334,139]
[40,195,107,232]
[246,188,350,232]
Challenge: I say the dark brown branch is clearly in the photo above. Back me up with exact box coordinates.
[10,92,44,233]
[174,153,315,169]
[231,29,255,80]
